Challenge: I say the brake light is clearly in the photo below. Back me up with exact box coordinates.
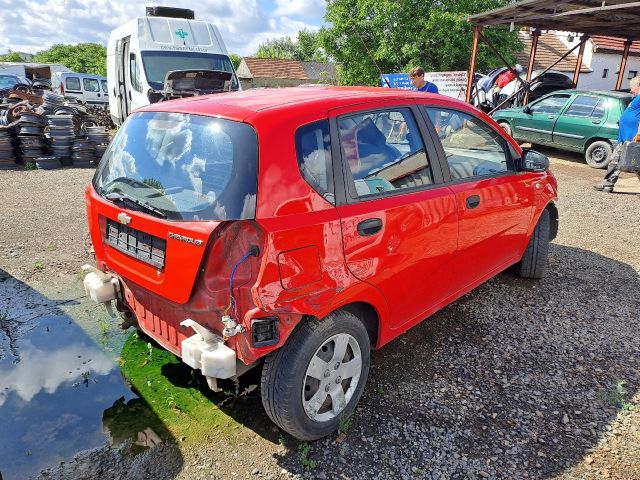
[60,83,64,95]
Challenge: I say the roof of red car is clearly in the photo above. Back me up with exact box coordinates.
[137,86,447,121]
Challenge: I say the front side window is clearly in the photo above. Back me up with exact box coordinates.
[296,121,334,204]
[65,77,81,91]
[529,94,571,115]
[83,78,100,92]
[338,108,433,198]
[101,80,108,93]
[130,53,142,92]
[94,112,258,221]
[425,107,510,180]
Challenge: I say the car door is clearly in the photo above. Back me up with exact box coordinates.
[100,79,109,107]
[82,77,102,105]
[423,105,537,293]
[552,94,606,149]
[512,93,572,144]
[63,75,82,101]
[331,103,459,330]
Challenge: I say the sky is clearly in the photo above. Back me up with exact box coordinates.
[0,0,327,56]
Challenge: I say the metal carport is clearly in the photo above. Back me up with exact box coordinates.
[465,0,640,106]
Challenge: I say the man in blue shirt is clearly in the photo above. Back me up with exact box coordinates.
[409,67,439,94]
[594,75,640,192]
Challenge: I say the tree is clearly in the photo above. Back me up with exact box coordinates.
[255,37,299,59]
[254,30,327,62]
[0,51,25,62]
[321,0,522,86]
[229,53,242,70]
[33,43,107,76]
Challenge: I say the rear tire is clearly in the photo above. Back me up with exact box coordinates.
[517,209,550,279]
[261,311,371,441]
[498,121,512,137]
[585,140,612,169]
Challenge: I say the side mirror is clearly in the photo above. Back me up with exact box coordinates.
[520,148,549,172]
[523,105,532,115]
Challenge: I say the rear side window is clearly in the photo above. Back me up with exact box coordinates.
[94,112,258,221]
[65,77,81,91]
[295,120,334,204]
[425,107,510,180]
[338,108,433,198]
[564,95,604,119]
[83,78,99,92]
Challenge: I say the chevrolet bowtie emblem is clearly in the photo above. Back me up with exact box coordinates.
[117,212,132,225]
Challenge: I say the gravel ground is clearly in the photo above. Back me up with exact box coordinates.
[0,150,638,480]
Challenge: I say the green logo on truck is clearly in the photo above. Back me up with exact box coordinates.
[175,29,188,40]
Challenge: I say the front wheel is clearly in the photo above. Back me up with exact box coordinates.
[517,209,550,279]
[261,311,371,440]
[585,140,613,169]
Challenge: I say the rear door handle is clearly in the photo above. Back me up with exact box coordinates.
[466,195,481,209]
[357,218,383,236]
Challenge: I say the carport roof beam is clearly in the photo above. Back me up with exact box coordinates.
[467,0,640,41]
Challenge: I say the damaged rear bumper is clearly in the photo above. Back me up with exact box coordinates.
[82,264,239,391]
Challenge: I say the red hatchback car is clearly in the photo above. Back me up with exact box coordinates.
[84,87,558,440]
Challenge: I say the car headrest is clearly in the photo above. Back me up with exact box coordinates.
[354,118,386,146]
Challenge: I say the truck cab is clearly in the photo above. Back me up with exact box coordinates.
[107,6,240,126]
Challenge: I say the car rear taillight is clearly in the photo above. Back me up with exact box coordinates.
[60,83,64,95]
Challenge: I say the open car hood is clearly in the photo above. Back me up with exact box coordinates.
[163,69,234,94]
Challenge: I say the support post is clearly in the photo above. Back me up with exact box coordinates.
[615,39,632,90]
[572,36,588,88]
[466,25,482,104]
[523,29,540,105]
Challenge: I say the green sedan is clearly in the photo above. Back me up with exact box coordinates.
[492,90,632,168]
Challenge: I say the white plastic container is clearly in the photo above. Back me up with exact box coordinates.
[83,270,118,303]
[180,319,236,379]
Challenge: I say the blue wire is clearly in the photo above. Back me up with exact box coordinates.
[229,251,253,297]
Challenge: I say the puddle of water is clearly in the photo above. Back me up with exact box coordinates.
[0,311,136,479]
[0,273,173,480]
[0,270,265,479]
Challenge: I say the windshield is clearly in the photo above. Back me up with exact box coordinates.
[93,112,258,221]
[141,51,239,90]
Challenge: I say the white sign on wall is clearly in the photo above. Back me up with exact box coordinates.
[381,70,468,100]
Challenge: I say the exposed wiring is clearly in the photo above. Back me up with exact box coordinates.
[225,246,260,318]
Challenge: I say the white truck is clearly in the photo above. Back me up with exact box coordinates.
[107,6,240,126]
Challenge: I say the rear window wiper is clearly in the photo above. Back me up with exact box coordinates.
[104,192,167,219]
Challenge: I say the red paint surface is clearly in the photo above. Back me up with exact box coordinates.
[86,87,558,366]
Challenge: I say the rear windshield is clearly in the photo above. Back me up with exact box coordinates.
[93,111,258,221]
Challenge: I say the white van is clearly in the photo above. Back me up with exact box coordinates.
[52,72,109,107]
[107,6,240,125]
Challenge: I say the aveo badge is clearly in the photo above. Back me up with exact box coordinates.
[169,232,204,246]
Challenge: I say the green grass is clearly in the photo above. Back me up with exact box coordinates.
[24,162,36,170]
[118,331,255,446]
[338,413,353,434]
[598,380,635,411]
[298,443,317,470]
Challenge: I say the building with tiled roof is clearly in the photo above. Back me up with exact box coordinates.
[236,57,338,89]
[516,30,640,90]
[516,31,590,74]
